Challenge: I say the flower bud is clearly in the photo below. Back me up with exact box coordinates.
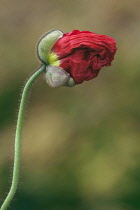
[38,30,63,64]
[51,30,117,84]
[45,65,70,88]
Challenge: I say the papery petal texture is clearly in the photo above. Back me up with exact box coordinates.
[52,30,117,84]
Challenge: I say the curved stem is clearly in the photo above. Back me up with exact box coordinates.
[0,64,46,210]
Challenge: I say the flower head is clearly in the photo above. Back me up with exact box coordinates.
[52,30,117,84]
[38,30,117,87]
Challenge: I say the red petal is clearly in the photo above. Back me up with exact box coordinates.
[52,30,117,84]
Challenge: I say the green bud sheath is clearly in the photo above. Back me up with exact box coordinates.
[37,30,63,64]
[45,65,70,88]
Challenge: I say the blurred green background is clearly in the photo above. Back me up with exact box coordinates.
[0,0,140,209]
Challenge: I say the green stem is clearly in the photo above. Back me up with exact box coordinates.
[0,64,46,210]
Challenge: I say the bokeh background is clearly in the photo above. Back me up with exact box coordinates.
[0,0,140,209]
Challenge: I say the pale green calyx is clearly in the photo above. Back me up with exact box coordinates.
[45,65,76,88]
[45,65,70,88]
[37,30,63,64]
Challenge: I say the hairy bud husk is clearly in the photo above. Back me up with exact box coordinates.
[38,30,63,64]
[45,66,76,88]
[45,65,70,88]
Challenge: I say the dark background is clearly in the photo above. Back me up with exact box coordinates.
[0,0,140,209]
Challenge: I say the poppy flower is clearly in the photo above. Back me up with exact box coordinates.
[38,30,117,87]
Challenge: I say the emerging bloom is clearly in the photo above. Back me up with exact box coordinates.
[38,30,117,87]
[51,30,117,84]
